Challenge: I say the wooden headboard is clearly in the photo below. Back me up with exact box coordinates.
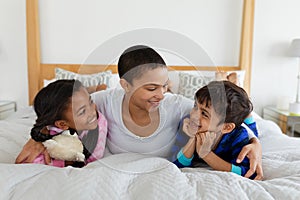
[26,0,255,105]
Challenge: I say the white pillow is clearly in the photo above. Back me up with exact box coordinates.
[43,78,56,87]
[55,68,112,87]
[109,74,121,89]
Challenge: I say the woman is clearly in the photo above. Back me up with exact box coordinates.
[16,45,263,179]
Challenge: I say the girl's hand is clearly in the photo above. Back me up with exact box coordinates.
[15,138,50,164]
[236,138,263,180]
[195,132,216,158]
[182,118,197,138]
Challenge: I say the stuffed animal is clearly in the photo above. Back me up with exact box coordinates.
[215,71,239,86]
[43,130,85,162]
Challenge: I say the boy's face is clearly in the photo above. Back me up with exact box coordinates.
[189,100,224,135]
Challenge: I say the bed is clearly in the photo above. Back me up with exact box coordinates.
[1,0,300,199]
[1,109,300,199]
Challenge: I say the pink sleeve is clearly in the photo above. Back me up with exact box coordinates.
[86,112,108,163]
[51,159,65,167]
[32,154,65,167]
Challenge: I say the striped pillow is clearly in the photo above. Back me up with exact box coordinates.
[55,68,112,87]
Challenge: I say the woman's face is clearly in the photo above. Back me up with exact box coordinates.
[63,87,98,131]
[127,67,169,112]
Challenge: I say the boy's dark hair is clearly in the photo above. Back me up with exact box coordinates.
[30,79,98,163]
[117,45,167,84]
[195,81,253,127]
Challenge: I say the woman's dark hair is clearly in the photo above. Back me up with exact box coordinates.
[30,79,98,163]
[117,45,167,84]
[195,81,253,127]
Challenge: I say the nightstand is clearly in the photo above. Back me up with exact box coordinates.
[0,100,17,120]
[263,106,300,137]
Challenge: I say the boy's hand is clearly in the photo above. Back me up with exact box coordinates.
[195,132,216,158]
[182,118,198,138]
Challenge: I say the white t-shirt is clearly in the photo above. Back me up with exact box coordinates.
[92,88,193,158]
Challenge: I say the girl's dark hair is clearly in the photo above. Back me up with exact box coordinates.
[30,79,98,163]
[32,79,82,133]
[117,45,167,84]
[195,81,253,127]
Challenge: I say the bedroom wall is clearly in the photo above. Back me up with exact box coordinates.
[38,0,242,66]
[251,0,300,115]
[0,0,27,109]
[1,0,300,116]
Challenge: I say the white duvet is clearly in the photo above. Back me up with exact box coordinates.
[1,108,300,200]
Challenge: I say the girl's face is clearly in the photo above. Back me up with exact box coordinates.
[189,100,223,135]
[63,87,98,131]
[126,67,169,112]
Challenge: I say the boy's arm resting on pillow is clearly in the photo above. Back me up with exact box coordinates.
[171,117,198,168]
[196,132,234,173]
[173,137,195,168]
[203,152,254,179]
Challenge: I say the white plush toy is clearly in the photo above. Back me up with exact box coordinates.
[43,130,85,162]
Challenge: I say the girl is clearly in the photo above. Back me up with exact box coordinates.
[28,79,107,167]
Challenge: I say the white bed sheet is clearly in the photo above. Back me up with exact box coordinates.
[1,107,300,200]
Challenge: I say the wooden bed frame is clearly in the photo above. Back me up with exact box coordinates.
[26,0,255,104]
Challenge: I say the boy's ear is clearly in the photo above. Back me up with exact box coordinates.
[221,123,235,134]
[54,120,69,130]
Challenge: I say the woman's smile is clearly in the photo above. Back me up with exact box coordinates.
[148,100,160,107]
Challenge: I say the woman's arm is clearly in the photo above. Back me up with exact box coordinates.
[236,137,263,180]
[15,138,50,164]
[236,115,263,180]
[86,84,107,94]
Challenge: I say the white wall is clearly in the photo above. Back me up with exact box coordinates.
[39,0,242,66]
[1,0,300,115]
[0,0,28,108]
[251,0,300,114]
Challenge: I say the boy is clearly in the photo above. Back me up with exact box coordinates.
[172,81,258,178]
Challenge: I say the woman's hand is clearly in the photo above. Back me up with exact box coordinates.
[195,132,216,158]
[236,137,263,180]
[15,138,50,164]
